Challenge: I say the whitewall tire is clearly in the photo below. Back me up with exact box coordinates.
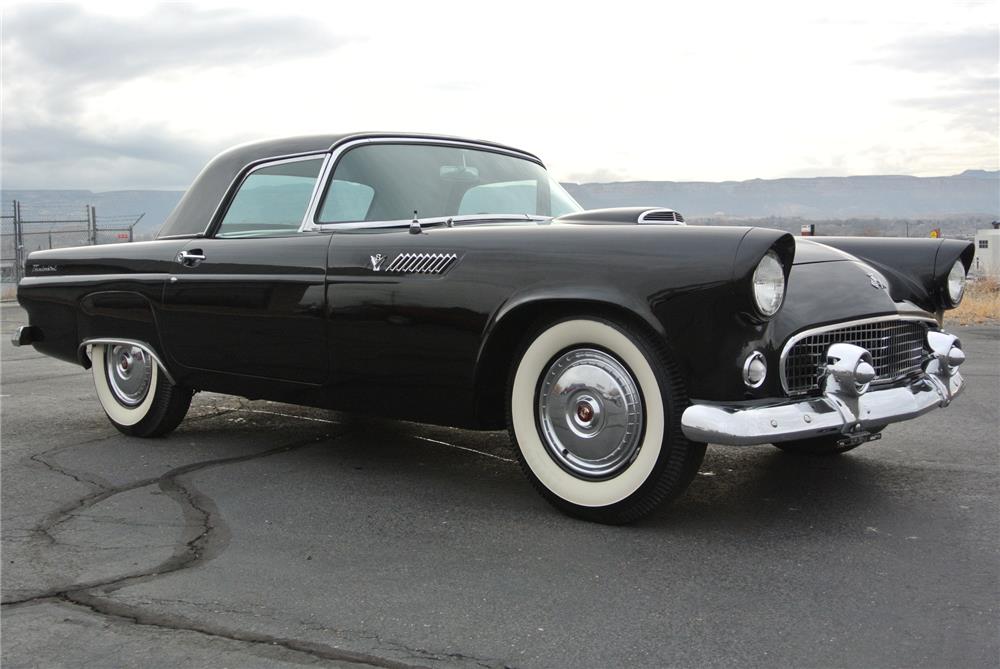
[507,317,706,524]
[91,343,192,437]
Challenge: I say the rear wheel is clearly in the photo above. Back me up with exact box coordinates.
[507,316,705,524]
[91,343,192,437]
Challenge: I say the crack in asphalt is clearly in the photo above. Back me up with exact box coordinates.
[74,594,432,669]
[30,452,111,491]
[10,594,426,668]
[24,407,242,545]
[4,432,333,606]
[3,407,514,668]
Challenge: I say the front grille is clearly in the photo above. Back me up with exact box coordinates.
[782,319,929,394]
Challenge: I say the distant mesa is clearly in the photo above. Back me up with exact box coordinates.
[563,170,999,220]
[2,170,997,239]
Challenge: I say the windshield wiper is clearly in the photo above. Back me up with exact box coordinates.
[405,212,549,233]
[325,213,551,233]
[443,214,551,226]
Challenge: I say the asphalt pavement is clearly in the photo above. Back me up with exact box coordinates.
[2,301,998,668]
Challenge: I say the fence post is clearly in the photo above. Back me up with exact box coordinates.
[88,205,98,245]
[13,200,23,282]
[128,213,144,242]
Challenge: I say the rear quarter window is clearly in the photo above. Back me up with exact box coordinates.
[217,157,324,238]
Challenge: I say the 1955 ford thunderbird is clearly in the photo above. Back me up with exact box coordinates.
[13,132,973,523]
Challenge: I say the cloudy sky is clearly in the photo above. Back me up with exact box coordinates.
[1,1,997,190]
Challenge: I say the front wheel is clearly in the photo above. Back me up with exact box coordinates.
[507,317,705,524]
[91,343,192,437]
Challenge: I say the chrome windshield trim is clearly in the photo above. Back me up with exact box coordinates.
[779,315,936,395]
[301,136,555,233]
[79,338,176,386]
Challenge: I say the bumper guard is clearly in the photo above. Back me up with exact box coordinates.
[681,337,965,446]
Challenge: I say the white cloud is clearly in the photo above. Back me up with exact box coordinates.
[1,0,997,189]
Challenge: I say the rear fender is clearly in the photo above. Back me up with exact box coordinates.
[76,291,169,372]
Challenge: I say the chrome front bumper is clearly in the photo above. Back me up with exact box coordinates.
[681,369,964,446]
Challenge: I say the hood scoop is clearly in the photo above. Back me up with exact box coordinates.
[553,206,686,226]
[637,209,685,224]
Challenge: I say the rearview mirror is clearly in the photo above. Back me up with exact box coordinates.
[440,165,480,182]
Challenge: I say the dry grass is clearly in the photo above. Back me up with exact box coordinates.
[947,276,1000,326]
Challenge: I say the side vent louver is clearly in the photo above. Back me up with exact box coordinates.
[386,252,458,274]
[638,209,685,224]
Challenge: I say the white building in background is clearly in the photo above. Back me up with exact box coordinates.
[971,223,1000,277]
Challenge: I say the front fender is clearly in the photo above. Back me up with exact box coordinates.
[811,237,974,311]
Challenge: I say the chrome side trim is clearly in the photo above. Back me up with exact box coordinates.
[301,137,547,233]
[19,273,170,286]
[79,338,176,386]
[779,315,935,395]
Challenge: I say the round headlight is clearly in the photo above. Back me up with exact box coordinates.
[947,260,966,306]
[752,251,785,317]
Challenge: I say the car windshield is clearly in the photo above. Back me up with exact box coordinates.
[316,143,582,224]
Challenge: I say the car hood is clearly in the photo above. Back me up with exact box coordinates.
[552,209,859,267]
[791,238,861,265]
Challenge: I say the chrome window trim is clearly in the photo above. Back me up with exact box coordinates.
[301,137,548,233]
[779,315,936,395]
[206,152,331,238]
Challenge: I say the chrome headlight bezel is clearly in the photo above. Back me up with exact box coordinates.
[946,260,966,306]
[752,250,786,318]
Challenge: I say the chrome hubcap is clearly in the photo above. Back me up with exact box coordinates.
[537,348,643,479]
[105,344,152,407]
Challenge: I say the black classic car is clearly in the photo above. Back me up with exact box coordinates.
[13,133,973,523]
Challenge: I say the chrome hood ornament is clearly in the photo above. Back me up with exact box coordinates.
[867,272,887,290]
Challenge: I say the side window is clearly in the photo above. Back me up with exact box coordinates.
[217,157,324,238]
[318,180,375,222]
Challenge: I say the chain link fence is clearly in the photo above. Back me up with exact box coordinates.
[1,200,143,299]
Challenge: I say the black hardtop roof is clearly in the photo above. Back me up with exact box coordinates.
[157,132,541,238]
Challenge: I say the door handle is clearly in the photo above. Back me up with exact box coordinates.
[176,249,206,267]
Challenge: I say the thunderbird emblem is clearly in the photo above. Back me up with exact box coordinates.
[370,253,385,271]
[867,272,887,290]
